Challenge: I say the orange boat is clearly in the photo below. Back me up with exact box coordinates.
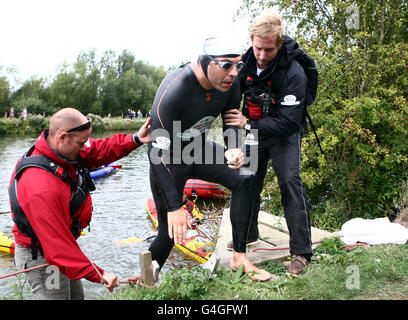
[184,179,226,199]
[146,199,213,264]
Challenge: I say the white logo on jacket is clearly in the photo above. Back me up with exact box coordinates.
[176,116,215,140]
[281,95,300,106]
[152,136,171,150]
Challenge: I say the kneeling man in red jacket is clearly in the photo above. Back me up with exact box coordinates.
[9,107,150,299]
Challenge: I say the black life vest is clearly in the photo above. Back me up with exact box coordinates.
[243,49,323,154]
[243,77,278,120]
[244,49,318,117]
[8,146,96,259]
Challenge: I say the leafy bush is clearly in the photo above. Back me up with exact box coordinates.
[26,115,48,134]
[103,118,144,131]
[87,113,104,132]
[239,0,408,230]
[0,118,19,134]
[142,267,213,300]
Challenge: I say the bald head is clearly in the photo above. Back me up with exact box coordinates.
[49,108,89,137]
[47,108,92,161]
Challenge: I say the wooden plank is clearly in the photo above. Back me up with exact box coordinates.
[214,209,337,269]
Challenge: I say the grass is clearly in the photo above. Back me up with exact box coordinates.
[110,237,408,300]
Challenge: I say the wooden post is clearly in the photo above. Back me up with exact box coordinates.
[139,250,155,287]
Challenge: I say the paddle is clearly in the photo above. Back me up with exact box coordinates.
[0,244,14,250]
[114,235,156,245]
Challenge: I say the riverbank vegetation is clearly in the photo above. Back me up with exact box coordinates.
[3,232,406,300]
[110,237,408,300]
[0,114,146,136]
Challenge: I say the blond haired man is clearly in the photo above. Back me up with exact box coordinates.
[224,12,315,275]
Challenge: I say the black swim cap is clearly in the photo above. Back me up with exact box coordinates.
[199,55,212,78]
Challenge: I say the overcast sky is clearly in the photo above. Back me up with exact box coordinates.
[0,0,251,84]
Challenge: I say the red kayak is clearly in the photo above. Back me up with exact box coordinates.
[184,179,226,199]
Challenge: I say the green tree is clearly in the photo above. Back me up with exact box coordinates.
[119,68,141,112]
[116,50,167,116]
[45,65,76,114]
[72,50,102,115]
[100,67,121,116]
[3,48,167,120]
[117,50,136,76]
[237,0,408,229]
[0,76,11,116]
[10,77,48,116]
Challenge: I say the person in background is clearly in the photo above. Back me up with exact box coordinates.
[9,107,151,299]
[22,108,27,120]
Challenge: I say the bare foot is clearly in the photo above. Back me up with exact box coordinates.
[230,252,271,282]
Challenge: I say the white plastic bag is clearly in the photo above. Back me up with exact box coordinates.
[339,217,408,245]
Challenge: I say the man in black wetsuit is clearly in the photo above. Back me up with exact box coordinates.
[223,13,313,275]
[146,36,271,281]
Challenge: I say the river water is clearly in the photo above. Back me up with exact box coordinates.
[0,132,216,300]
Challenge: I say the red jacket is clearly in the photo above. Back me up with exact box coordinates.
[10,130,140,283]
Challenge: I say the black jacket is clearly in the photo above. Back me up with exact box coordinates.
[239,35,308,137]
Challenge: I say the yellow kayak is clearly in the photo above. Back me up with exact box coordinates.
[146,199,213,264]
[0,231,15,255]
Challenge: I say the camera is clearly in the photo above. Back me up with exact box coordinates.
[245,87,276,119]
[259,93,275,118]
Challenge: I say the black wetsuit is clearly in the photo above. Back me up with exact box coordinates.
[147,64,254,268]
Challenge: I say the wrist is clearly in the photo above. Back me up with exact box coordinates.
[132,132,143,146]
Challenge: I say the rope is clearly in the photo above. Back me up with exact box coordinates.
[91,262,155,288]
[1,262,154,288]
[90,262,154,287]
[0,263,50,280]
[339,242,369,250]
[91,262,106,284]
[253,241,370,253]
[252,240,322,252]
